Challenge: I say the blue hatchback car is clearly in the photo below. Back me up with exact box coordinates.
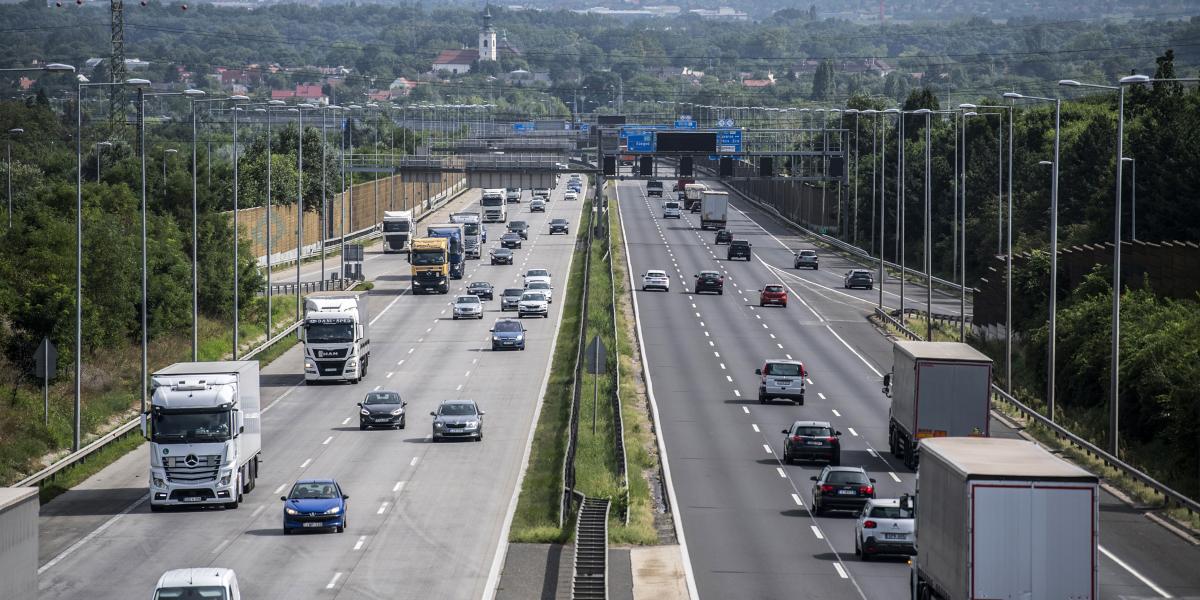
[282,479,348,534]
[490,318,526,351]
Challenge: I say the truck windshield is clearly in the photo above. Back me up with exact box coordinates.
[462,223,480,235]
[154,587,228,599]
[383,221,410,233]
[481,196,504,206]
[306,322,355,343]
[411,251,446,265]
[152,410,232,443]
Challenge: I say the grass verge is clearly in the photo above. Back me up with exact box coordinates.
[509,209,590,544]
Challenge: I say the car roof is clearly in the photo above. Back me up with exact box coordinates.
[441,399,477,406]
[764,283,783,288]
[698,270,720,275]
[866,498,902,508]
[823,466,867,474]
[799,249,817,254]
[296,478,337,485]
[850,269,872,274]
[764,358,802,365]
[156,568,236,589]
[646,269,666,274]
[456,295,479,301]
[551,218,568,222]
[793,420,832,428]
[731,239,750,244]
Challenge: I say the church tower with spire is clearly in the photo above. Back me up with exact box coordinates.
[478,4,498,62]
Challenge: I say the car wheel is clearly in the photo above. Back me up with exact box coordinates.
[814,265,818,270]
[336,523,345,534]
[283,528,292,535]
[813,501,824,516]
[399,416,406,429]
[718,290,723,295]
[150,503,164,513]
[759,302,765,307]
[758,395,767,404]
[359,423,367,431]
[855,538,862,557]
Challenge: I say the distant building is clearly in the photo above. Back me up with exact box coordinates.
[271,83,327,105]
[688,7,748,21]
[430,5,520,76]
[740,72,776,88]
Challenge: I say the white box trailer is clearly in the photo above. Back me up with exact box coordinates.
[0,487,37,600]
[700,190,728,230]
[885,341,993,469]
[911,437,1099,600]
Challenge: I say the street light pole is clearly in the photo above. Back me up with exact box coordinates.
[1123,157,1136,241]
[230,95,250,358]
[916,109,933,341]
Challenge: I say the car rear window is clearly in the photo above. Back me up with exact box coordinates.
[869,506,913,519]
[794,426,832,437]
[765,363,802,376]
[826,471,869,484]
[800,250,817,257]
[732,241,749,246]
[764,285,783,293]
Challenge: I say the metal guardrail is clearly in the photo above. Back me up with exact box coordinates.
[605,185,630,526]
[873,307,1200,517]
[263,278,354,297]
[561,195,595,527]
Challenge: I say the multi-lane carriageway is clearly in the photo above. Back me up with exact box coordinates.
[617,179,1200,600]
[36,180,584,599]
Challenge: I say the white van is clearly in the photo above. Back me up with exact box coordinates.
[663,200,682,219]
[153,568,241,599]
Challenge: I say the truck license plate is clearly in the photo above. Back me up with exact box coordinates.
[182,496,202,502]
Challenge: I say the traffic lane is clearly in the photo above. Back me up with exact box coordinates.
[649,195,911,599]
[692,185,1200,598]
[622,183,866,600]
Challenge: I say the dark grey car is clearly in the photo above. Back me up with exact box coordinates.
[431,400,485,442]
[507,221,529,240]
[490,247,514,265]
[500,288,524,311]
[358,390,406,430]
[844,269,874,289]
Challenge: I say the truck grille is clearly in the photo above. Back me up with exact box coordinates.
[164,454,221,484]
[416,271,442,281]
[316,359,347,375]
[312,348,348,359]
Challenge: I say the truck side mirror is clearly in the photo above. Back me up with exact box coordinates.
[883,373,891,387]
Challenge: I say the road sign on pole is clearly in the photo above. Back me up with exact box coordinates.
[33,337,56,425]
[586,335,607,434]
[626,131,655,153]
[717,129,743,153]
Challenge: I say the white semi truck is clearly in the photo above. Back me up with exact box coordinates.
[481,188,507,223]
[883,341,994,469]
[382,210,414,253]
[303,291,371,384]
[700,190,729,230]
[144,361,262,511]
[909,437,1099,600]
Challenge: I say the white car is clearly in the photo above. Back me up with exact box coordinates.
[854,498,916,560]
[564,190,579,201]
[523,268,552,288]
[525,280,553,303]
[518,291,550,318]
[641,270,670,292]
[452,295,483,320]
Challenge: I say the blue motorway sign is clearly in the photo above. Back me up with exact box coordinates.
[512,122,535,133]
[674,119,698,129]
[626,131,655,153]
[619,125,668,139]
[579,123,590,132]
[717,129,743,153]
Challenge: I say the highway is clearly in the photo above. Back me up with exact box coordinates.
[36,181,584,598]
[617,178,1200,600]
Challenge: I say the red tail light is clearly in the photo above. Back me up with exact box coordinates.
[820,485,834,493]
[863,520,878,529]
[791,435,803,442]
[859,485,874,495]
[826,437,838,443]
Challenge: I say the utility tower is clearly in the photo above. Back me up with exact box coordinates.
[109,0,128,125]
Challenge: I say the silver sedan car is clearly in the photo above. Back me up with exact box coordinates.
[430,400,485,442]
[452,295,484,320]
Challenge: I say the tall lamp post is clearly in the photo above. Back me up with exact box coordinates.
[76,77,151,450]
[229,96,251,357]
[250,99,286,335]
[1123,157,1136,241]
[6,127,22,228]
[1004,91,1061,421]
[294,103,317,320]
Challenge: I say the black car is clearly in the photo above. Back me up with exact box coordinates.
[694,270,724,295]
[844,269,874,290]
[549,219,570,235]
[715,229,734,245]
[507,220,529,240]
[467,281,494,300]
[500,233,523,249]
[358,390,406,430]
[500,288,525,311]
[810,466,876,515]
[782,420,841,465]
[727,240,752,261]
[490,247,514,265]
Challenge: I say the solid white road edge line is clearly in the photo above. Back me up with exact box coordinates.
[1099,544,1173,598]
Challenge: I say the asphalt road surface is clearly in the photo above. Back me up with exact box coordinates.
[618,178,1200,600]
[36,179,585,599]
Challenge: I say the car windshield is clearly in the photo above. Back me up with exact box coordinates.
[363,392,401,405]
[852,271,871,277]
[794,426,832,437]
[522,293,546,302]
[494,321,522,333]
[869,506,913,519]
[470,283,490,290]
[456,296,480,304]
[825,471,869,485]
[492,248,511,254]
[503,289,524,297]
[528,282,550,290]
[154,587,228,599]
[290,482,339,499]
[527,270,549,278]
[765,363,802,376]
[552,220,567,225]
[510,221,527,229]
[699,272,719,278]
[439,403,477,416]
[151,410,232,443]
[503,233,519,239]
[765,285,783,293]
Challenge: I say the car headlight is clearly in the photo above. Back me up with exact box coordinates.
[493,336,502,342]
[465,421,479,429]
[324,506,341,515]
[515,335,524,341]
[285,507,300,516]
[434,421,444,429]
[360,409,371,416]
[390,408,404,416]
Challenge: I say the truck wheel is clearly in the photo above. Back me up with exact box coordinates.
[904,441,917,470]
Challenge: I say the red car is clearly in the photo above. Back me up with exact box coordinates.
[759,284,788,307]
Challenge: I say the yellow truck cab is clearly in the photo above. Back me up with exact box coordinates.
[409,237,450,294]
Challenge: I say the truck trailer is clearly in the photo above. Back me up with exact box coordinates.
[302,291,371,383]
[381,210,413,253]
[700,190,729,230]
[884,341,993,469]
[427,223,466,279]
[450,212,483,259]
[144,361,262,510]
[909,437,1099,600]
